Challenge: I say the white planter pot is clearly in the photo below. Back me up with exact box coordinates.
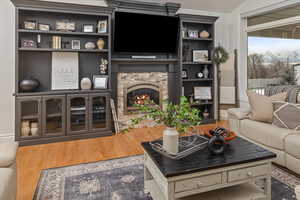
[163,127,179,155]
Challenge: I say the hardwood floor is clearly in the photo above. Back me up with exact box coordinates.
[16,122,228,200]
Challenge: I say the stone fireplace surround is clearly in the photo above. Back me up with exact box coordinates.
[117,72,168,129]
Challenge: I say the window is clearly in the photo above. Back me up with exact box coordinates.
[247,7,300,94]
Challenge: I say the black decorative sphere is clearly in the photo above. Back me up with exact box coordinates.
[20,78,40,92]
[208,134,225,155]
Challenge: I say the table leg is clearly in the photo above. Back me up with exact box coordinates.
[264,175,272,200]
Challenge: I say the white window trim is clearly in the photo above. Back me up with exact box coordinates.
[238,0,300,105]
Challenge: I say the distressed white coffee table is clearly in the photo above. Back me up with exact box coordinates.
[142,137,276,200]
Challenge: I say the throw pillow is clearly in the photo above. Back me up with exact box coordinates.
[246,91,287,123]
[273,101,300,130]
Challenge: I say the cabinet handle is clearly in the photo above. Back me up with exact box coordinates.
[197,182,203,187]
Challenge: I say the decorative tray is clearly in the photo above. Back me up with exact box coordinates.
[149,134,209,160]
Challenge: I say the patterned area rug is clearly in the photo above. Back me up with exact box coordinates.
[34,155,299,200]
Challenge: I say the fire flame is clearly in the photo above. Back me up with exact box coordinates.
[134,94,151,105]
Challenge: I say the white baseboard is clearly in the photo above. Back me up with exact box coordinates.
[0,133,14,142]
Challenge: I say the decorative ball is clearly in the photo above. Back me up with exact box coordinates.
[85,42,96,49]
[80,77,92,90]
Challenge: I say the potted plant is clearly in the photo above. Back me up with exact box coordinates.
[131,96,201,154]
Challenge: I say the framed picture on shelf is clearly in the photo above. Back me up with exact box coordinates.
[93,75,108,89]
[97,20,107,33]
[182,69,188,79]
[38,23,50,31]
[83,24,94,33]
[56,20,75,32]
[71,40,80,50]
[24,21,36,30]
[188,30,198,38]
[51,52,79,90]
[21,39,36,48]
[194,87,212,100]
[193,50,209,62]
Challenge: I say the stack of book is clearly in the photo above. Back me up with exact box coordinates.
[52,36,61,49]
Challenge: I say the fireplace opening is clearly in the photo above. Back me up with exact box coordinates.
[124,83,162,114]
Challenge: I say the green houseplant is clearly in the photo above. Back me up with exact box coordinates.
[131,96,202,154]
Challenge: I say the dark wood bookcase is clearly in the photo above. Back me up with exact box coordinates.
[12,0,218,146]
[179,14,218,124]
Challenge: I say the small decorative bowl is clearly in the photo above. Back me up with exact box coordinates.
[204,130,237,142]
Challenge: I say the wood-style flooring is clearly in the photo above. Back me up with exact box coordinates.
[17,122,228,200]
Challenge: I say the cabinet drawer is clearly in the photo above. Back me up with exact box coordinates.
[228,164,268,183]
[175,173,222,193]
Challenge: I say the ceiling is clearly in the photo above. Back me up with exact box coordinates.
[134,0,247,13]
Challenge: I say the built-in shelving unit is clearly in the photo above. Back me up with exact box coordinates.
[179,14,218,123]
[13,0,113,145]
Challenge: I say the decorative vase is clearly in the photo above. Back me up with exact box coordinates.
[20,78,40,92]
[200,30,210,38]
[80,78,92,90]
[97,38,105,49]
[203,108,210,119]
[163,127,179,154]
[30,122,39,136]
[203,65,209,79]
[21,121,30,137]
[85,42,96,49]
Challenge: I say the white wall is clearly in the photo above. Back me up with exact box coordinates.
[230,0,299,107]
[0,0,15,141]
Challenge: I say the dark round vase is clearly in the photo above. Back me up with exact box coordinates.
[20,78,40,92]
[208,134,225,155]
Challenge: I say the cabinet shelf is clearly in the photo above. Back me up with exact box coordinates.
[21,115,38,120]
[19,29,109,37]
[16,89,111,97]
[19,48,109,53]
[182,37,213,41]
[183,79,213,82]
[191,102,213,106]
[183,61,213,65]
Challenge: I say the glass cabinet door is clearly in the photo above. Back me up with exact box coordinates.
[89,93,110,131]
[42,95,66,136]
[67,94,89,134]
[17,96,42,139]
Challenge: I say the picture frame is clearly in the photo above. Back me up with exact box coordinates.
[193,50,209,62]
[93,75,108,89]
[83,24,94,33]
[194,87,212,100]
[97,20,107,33]
[24,21,36,30]
[21,39,36,48]
[71,40,81,50]
[38,23,50,31]
[56,20,76,32]
[51,52,79,90]
[182,69,188,79]
[188,30,198,38]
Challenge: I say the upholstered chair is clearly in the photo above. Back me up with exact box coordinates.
[0,141,19,200]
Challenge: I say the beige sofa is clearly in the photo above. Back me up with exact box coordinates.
[0,142,18,200]
[228,91,300,175]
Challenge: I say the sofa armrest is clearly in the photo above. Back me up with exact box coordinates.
[227,108,250,120]
[0,142,18,168]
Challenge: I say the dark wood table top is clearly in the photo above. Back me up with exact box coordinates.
[142,137,276,177]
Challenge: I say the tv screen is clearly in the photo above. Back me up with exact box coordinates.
[114,12,179,53]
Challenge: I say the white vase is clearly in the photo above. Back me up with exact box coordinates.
[80,78,92,90]
[21,127,30,137]
[163,127,179,155]
[203,65,209,79]
[31,127,39,136]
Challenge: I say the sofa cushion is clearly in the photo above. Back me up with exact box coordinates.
[0,142,18,168]
[0,168,15,200]
[246,91,287,123]
[273,101,300,130]
[285,134,300,160]
[240,119,297,150]
[298,93,300,103]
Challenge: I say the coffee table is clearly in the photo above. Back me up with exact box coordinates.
[142,137,276,200]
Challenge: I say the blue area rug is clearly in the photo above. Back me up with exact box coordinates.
[34,155,298,200]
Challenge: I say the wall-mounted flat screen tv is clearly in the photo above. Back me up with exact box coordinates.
[114,11,179,53]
